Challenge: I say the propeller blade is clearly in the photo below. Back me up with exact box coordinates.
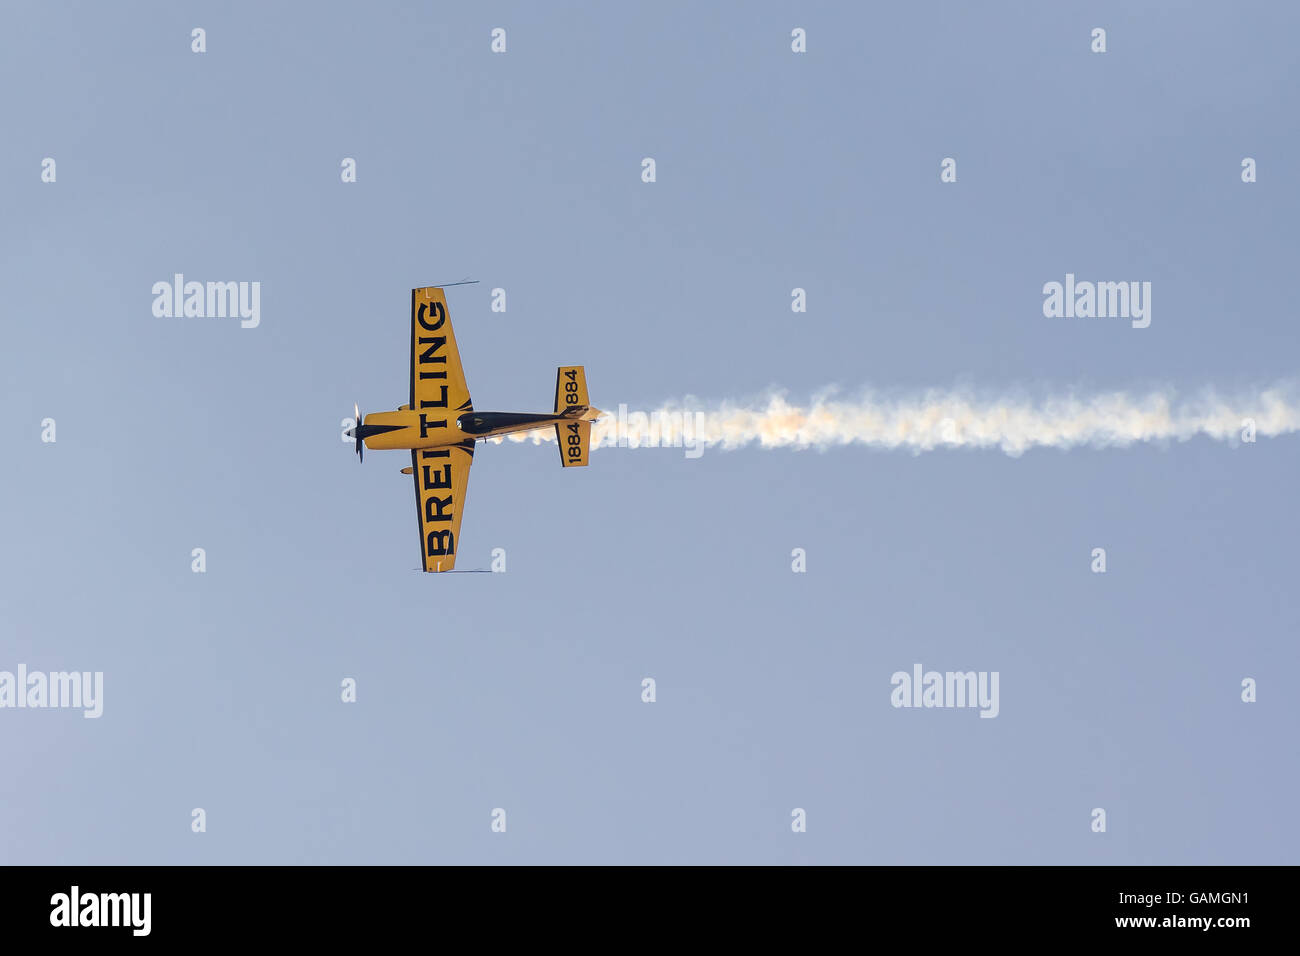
[355,404,364,463]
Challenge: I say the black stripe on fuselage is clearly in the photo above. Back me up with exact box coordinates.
[457,411,558,435]
[356,423,406,439]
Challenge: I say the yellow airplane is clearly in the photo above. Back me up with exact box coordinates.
[347,284,603,572]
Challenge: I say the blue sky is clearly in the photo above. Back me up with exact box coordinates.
[1,1,1297,864]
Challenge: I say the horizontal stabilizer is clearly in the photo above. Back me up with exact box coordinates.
[555,366,589,415]
[556,420,591,467]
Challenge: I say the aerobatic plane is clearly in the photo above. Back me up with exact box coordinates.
[346,284,602,572]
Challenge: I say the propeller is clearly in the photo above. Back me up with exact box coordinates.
[352,403,364,463]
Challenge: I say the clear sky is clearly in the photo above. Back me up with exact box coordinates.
[2,1,1297,864]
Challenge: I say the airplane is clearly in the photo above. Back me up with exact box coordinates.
[346,284,603,572]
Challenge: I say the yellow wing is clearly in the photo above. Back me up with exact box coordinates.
[410,287,473,438]
[412,442,474,572]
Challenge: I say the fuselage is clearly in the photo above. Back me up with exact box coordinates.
[360,405,604,451]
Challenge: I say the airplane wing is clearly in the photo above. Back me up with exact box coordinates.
[412,441,474,571]
[410,286,473,426]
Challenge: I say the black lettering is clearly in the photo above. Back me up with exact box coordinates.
[418,336,447,365]
[417,300,446,331]
[426,529,455,556]
[419,387,450,409]
[424,495,454,522]
[419,414,447,438]
[421,463,453,490]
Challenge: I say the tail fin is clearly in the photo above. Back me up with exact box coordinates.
[555,367,592,466]
[554,366,589,415]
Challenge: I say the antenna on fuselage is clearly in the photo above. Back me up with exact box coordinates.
[429,278,480,288]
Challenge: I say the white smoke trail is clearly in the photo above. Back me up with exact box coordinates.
[493,383,1300,457]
